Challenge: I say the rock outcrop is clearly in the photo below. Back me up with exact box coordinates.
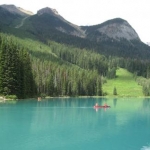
[0,4,33,16]
[97,18,140,41]
[82,18,140,42]
[37,7,59,16]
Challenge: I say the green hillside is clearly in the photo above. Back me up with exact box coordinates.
[1,5,150,98]
[103,68,144,97]
[1,32,150,98]
[0,33,105,98]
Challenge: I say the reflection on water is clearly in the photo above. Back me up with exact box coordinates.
[0,98,150,150]
[143,98,150,108]
[113,98,117,107]
[141,145,150,150]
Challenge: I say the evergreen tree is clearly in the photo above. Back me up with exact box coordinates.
[0,34,36,98]
[113,87,117,95]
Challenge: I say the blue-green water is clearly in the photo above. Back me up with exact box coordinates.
[0,98,150,150]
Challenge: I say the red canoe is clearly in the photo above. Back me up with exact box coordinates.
[94,105,110,108]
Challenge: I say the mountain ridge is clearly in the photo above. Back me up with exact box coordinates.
[81,18,140,42]
[1,4,150,60]
[0,4,141,41]
[0,4,33,16]
[36,7,86,37]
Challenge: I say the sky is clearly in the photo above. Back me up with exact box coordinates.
[0,0,150,43]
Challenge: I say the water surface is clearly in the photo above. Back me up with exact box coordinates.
[0,98,150,150]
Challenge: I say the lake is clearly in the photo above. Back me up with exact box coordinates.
[0,97,150,150]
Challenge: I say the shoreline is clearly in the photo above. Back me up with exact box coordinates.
[0,95,150,102]
[45,95,150,99]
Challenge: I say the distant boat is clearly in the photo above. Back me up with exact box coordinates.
[93,105,110,108]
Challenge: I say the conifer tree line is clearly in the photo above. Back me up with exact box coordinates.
[1,33,150,98]
[48,41,108,76]
[0,34,36,98]
[0,34,103,98]
[107,56,150,78]
[106,56,150,96]
[32,58,102,96]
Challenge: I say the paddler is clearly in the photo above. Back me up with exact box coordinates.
[104,103,107,107]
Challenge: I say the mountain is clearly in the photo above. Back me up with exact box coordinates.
[146,42,150,46]
[32,8,140,42]
[0,5,142,41]
[0,4,32,28]
[0,4,33,16]
[81,18,140,42]
[0,5,150,59]
[22,7,140,42]
[36,7,85,37]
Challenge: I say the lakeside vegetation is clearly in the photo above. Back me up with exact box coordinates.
[0,33,103,99]
[0,34,36,99]
[103,68,144,97]
[0,32,150,99]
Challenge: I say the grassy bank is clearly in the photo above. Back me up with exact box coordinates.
[103,68,144,97]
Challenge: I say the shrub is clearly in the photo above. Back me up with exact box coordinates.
[5,95,17,100]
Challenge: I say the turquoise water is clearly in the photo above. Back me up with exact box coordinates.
[0,98,150,150]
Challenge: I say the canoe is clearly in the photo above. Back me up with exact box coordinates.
[94,105,110,108]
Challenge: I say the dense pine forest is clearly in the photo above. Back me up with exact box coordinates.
[1,32,150,99]
[0,34,36,98]
[0,33,103,98]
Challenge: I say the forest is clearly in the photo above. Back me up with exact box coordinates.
[0,33,150,99]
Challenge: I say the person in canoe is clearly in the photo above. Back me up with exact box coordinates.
[95,103,107,107]
[104,103,107,107]
[94,103,110,108]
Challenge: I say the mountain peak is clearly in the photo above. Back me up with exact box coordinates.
[18,7,34,15]
[37,7,59,16]
[0,4,33,16]
[83,18,140,42]
[101,18,127,25]
[98,18,140,41]
[146,42,150,46]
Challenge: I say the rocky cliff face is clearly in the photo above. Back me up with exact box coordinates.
[18,7,34,15]
[0,4,32,16]
[97,19,140,41]
[147,42,150,46]
[82,18,140,42]
[37,7,59,16]
[36,7,85,37]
